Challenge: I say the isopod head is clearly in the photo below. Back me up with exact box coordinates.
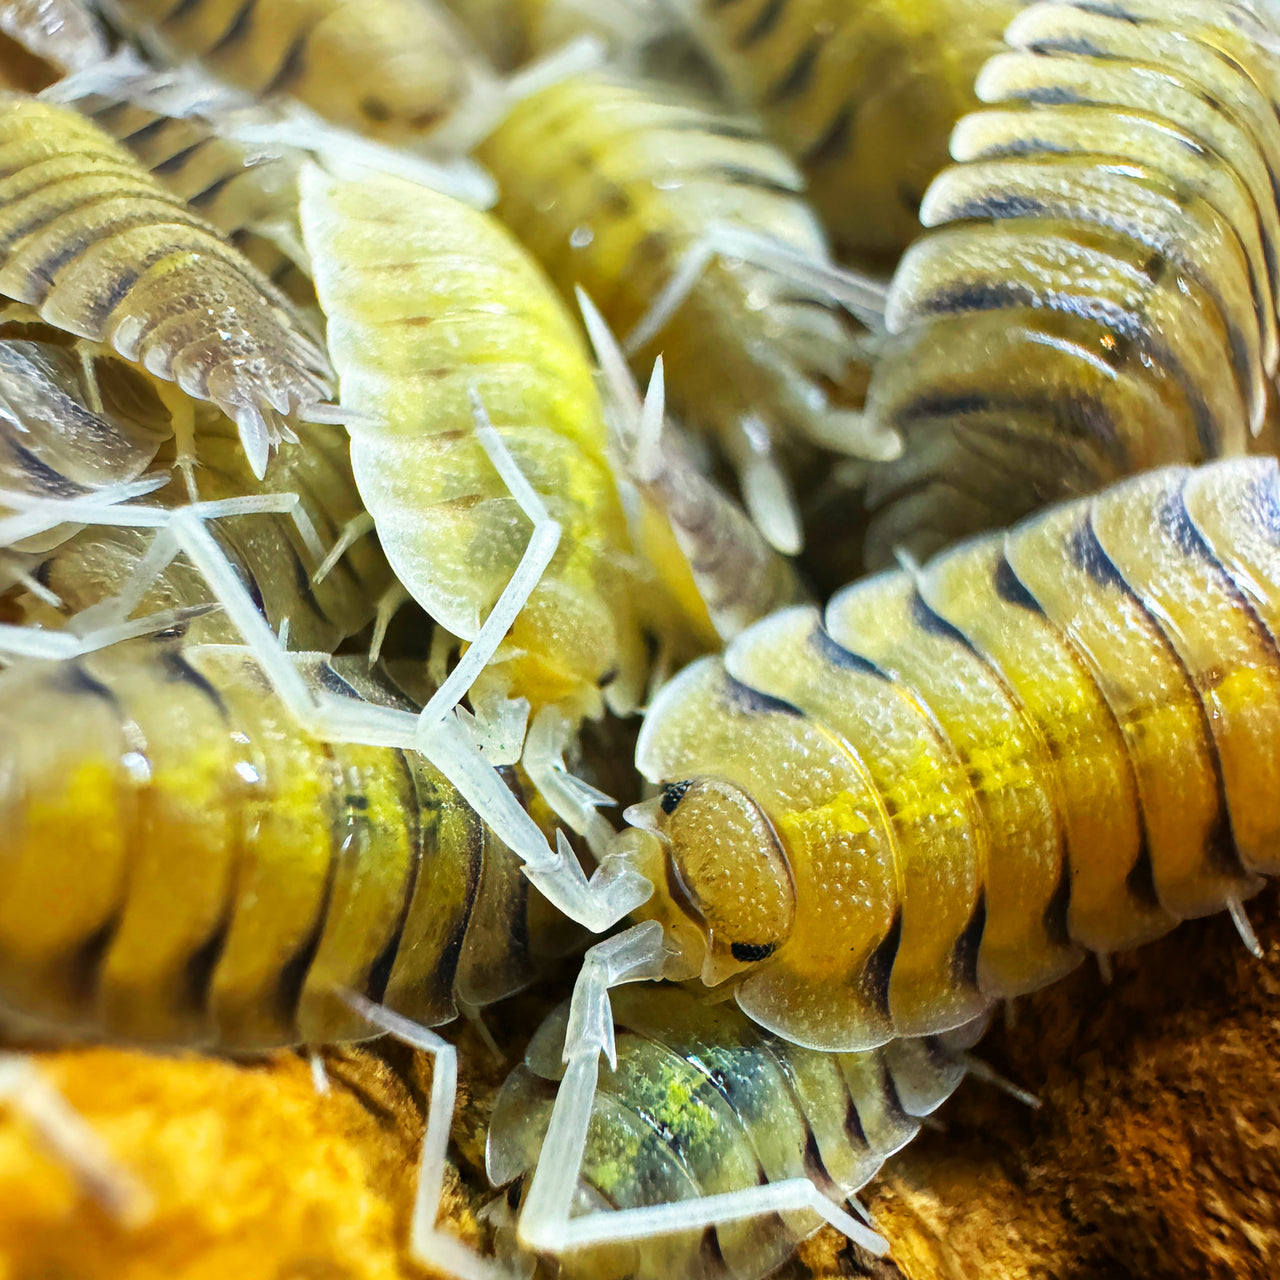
[623,777,796,987]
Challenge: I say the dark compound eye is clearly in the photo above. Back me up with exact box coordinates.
[730,941,777,963]
[661,780,694,814]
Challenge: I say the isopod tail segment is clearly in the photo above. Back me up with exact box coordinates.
[619,224,896,558]
[0,431,649,936]
[576,286,809,653]
[508,921,891,1265]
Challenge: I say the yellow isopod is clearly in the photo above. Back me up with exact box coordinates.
[476,69,893,555]
[677,0,1022,267]
[859,0,1280,565]
[621,455,1280,1052]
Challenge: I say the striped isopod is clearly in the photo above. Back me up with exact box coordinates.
[616,455,1280,1053]
[676,0,1022,267]
[858,0,1280,567]
[0,94,331,480]
[0,636,572,1050]
[96,0,502,152]
[486,983,981,1280]
[475,69,893,555]
[55,77,315,303]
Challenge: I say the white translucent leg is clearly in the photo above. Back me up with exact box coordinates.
[1095,951,1114,985]
[0,1055,153,1227]
[1,558,61,608]
[623,223,888,357]
[457,999,505,1064]
[308,1050,330,1096]
[0,606,213,660]
[516,924,888,1260]
[726,414,802,556]
[0,475,168,548]
[1227,895,1264,959]
[239,112,497,209]
[523,706,618,863]
[369,580,409,666]
[957,1053,1042,1110]
[341,996,517,1280]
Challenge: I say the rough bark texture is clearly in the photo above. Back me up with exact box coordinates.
[1,892,1276,1279]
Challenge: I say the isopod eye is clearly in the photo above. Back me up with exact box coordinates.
[655,776,796,987]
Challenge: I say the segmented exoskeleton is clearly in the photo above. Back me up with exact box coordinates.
[620,456,1280,1052]
[860,0,1280,567]
[486,984,978,1280]
[57,77,314,303]
[97,0,501,152]
[0,635,572,1048]
[677,0,1022,266]
[0,94,331,478]
[476,70,892,555]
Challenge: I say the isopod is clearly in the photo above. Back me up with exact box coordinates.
[0,93,331,479]
[676,0,1021,265]
[618,455,1280,1051]
[859,0,1280,565]
[476,68,892,554]
[487,982,981,1279]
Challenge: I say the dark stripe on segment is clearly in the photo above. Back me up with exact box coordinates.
[802,102,853,168]
[6,438,88,497]
[1042,854,1073,947]
[724,673,805,718]
[261,28,313,95]
[1249,471,1280,546]
[362,750,423,1004]
[708,163,802,196]
[736,0,788,48]
[909,590,978,651]
[206,0,260,57]
[951,888,987,989]
[809,621,885,678]
[160,646,230,718]
[858,908,903,1019]
[1066,519,1127,587]
[151,138,216,179]
[77,260,145,335]
[181,909,233,1018]
[879,1056,911,1126]
[699,1227,728,1273]
[65,914,120,1009]
[1124,835,1161,908]
[59,661,121,708]
[768,35,821,105]
[157,0,206,28]
[117,114,176,149]
[993,556,1044,613]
